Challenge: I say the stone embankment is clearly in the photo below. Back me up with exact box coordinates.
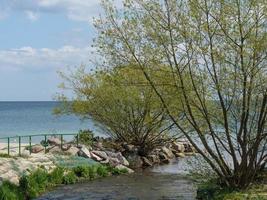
[0,136,195,185]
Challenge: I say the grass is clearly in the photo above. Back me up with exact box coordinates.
[197,179,267,200]
[0,163,130,200]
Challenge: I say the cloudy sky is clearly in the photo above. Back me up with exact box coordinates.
[0,0,121,101]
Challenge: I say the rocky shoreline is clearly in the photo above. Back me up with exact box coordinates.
[0,135,195,186]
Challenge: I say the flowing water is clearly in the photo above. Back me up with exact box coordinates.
[38,158,197,200]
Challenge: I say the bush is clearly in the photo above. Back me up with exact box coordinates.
[88,166,97,180]
[0,181,23,200]
[62,171,77,184]
[107,166,128,175]
[96,165,109,177]
[19,169,49,199]
[73,165,90,178]
[48,167,64,185]
[76,130,94,146]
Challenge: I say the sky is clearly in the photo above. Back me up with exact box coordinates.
[0,0,121,101]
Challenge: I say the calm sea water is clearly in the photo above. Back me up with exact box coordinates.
[0,101,97,138]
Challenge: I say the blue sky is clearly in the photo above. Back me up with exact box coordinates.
[0,0,121,101]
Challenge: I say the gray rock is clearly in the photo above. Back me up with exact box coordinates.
[105,151,129,166]
[78,146,91,158]
[147,154,160,164]
[90,152,103,161]
[172,142,185,153]
[48,137,61,146]
[115,164,134,173]
[161,146,175,159]
[65,146,79,156]
[142,157,153,167]
[125,154,143,169]
[108,157,120,167]
[91,150,108,160]
[31,144,44,153]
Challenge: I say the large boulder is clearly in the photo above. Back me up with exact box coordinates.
[142,157,153,167]
[65,146,79,156]
[90,152,103,161]
[115,164,134,173]
[161,146,175,159]
[77,146,91,158]
[31,144,44,153]
[91,151,108,160]
[105,151,129,166]
[125,154,143,169]
[172,142,185,153]
[47,137,61,146]
[147,154,160,164]
[108,157,121,167]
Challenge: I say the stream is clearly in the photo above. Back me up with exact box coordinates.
[37,158,197,200]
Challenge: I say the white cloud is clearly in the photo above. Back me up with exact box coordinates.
[0,45,93,72]
[25,11,39,21]
[0,0,123,22]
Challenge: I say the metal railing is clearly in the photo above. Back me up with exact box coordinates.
[0,133,79,156]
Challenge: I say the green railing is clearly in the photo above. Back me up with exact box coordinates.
[0,133,79,156]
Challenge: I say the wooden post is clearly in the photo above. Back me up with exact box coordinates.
[7,137,10,156]
[29,136,32,155]
[19,136,21,156]
[44,135,47,154]
[60,135,63,150]
[76,133,79,147]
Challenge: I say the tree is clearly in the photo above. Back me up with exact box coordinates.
[56,65,179,155]
[94,0,267,188]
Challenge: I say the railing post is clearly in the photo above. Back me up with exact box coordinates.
[44,135,47,154]
[7,137,10,156]
[19,136,21,156]
[76,133,79,147]
[60,135,63,150]
[29,136,32,155]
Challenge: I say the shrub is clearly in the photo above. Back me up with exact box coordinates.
[62,171,77,184]
[88,166,97,180]
[76,130,94,146]
[73,166,89,178]
[109,167,128,175]
[19,169,49,199]
[48,167,64,185]
[96,165,109,177]
[0,181,23,200]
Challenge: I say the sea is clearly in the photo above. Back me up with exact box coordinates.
[0,101,99,141]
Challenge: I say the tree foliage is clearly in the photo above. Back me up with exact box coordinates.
[93,0,267,188]
[56,65,179,155]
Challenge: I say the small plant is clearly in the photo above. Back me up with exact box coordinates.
[48,167,64,185]
[73,165,89,178]
[108,166,128,175]
[62,171,77,184]
[76,129,94,146]
[0,181,23,200]
[88,165,97,180]
[96,165,109,177]
[19,169,49,199]
[0,153,12,158]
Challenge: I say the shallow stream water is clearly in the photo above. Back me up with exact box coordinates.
[37,158,197,200]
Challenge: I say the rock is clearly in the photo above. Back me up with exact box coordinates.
[90,152,103,161]
[47,137,61,146]
[115,164,134,173]
[62,144,71,151]
[161,146,175,159]
[142,157,153,167]
[175,152,186,158]
[108,157,121,167]
[172,142,185,153]
[65,146,79,156]
[105,151,129,166]
[125,154,143,169]
[100,159,110,164]
[123,144,137,152]
[31,144,44,153]
[159,152,168,160]
[147,154,160,164]
[183,142,193,152]
[21,150,30,157]
[78,146,91,158]
[91,151,108,160]
[48,146,62,154]
[162,159,170,164]
[94,142,104,150]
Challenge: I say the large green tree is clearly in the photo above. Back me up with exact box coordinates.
[94,0,267,188]
[56,65,180,155]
